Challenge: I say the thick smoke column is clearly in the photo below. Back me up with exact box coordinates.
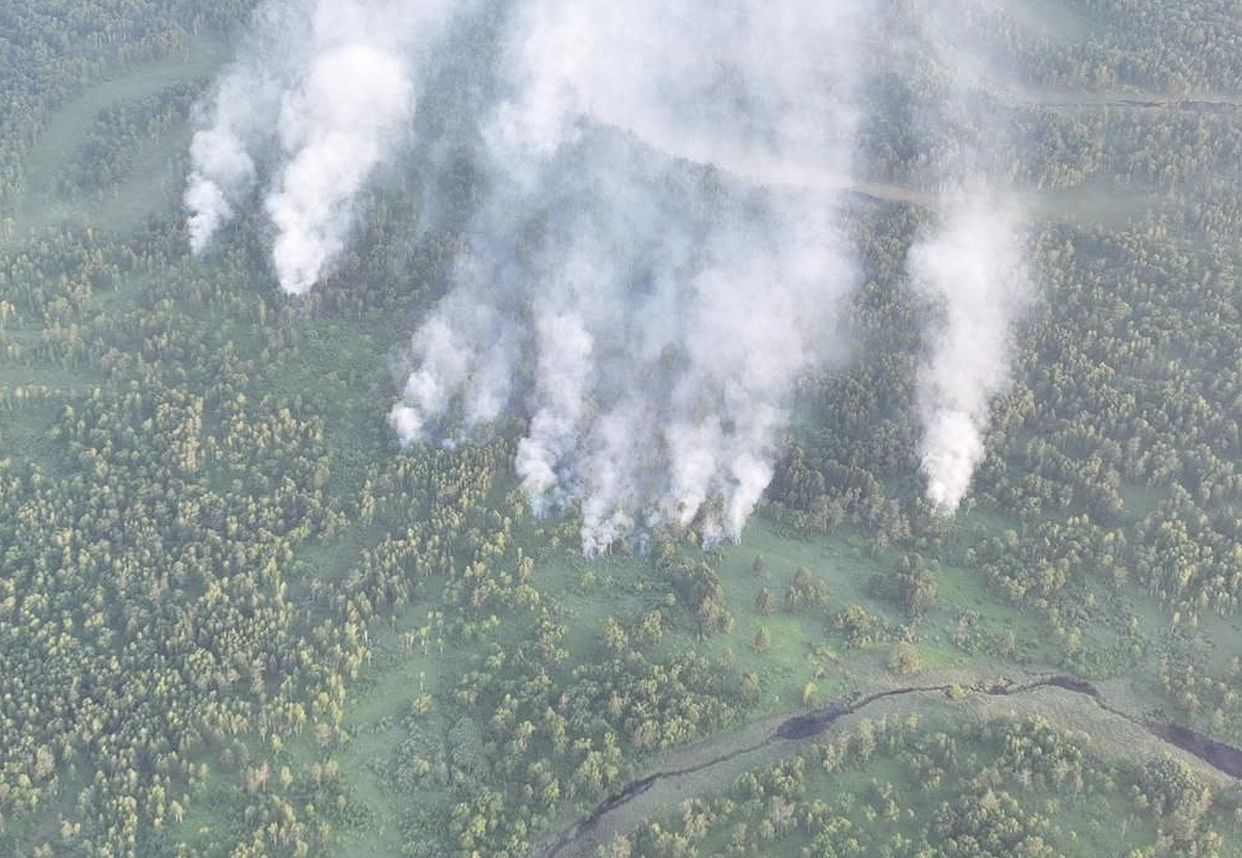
[909,196,1030,512]
[185,0,457,293]
[390,0,869,552]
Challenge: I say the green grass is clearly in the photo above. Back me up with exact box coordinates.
[0,398,70,474]
[165,778,234,856]
[715,518,895,705]
[934,561,1057,662]
[332,649,454,858]
[7,36,226,244]
[1121,482,1167,522]
[722,516,894,613]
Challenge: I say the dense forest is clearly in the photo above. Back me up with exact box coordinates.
[1,1,1241,858]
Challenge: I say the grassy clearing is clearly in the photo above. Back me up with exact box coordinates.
[0,398,70,474]
[23,38,224,191]
[715,518,896,705]
[7,36,226,243]
[68,126,195,234]
[165,777,235,856]
[933,560,1056,662]
[1121,481,1166,521]
[332,645,455,858]
[981,0,1097,43]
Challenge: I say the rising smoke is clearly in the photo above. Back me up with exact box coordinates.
[185,0,460,293]
[388,0,868,552]
[188,0,1035,549]
[907,4,1035,514]
[908,194,1030,512]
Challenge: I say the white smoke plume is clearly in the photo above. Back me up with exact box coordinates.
[908,194,1030,513]
[901,0,1037,514]
[185,0,459,293]
[389,0,871,553]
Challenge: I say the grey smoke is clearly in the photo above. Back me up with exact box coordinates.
[390,0,870,552]
[185,0,458,293]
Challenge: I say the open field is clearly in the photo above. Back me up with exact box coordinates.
[3,36,226,246]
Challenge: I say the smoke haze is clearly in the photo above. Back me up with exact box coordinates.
[188,0,1037,548]
[906,5,1035,513]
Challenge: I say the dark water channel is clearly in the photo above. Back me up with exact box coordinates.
[534,675,1242,858]
[1154,724,1242,779]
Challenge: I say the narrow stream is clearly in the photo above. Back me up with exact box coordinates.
[534,675,1242,858]
[1154,725,1242,779]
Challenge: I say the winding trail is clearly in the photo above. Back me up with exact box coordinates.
[921,9,1242,118]
[533,674,1242,858]
[598,45,1242,216]
[608,117,1213,225]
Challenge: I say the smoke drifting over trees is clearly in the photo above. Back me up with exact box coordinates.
[185,0,460,293]
[908,195,1030,512]
[187,0,1035,550]
[906,6,1036,514]
[389,0,867,552]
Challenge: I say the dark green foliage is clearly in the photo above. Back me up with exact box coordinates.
[754,586,776,616]
[665,555,735,638]
[834,604,893,648]
[784,566,829,614]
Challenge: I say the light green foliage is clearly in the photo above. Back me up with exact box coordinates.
[1138,756,1214,841]
[888,642,923,675]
